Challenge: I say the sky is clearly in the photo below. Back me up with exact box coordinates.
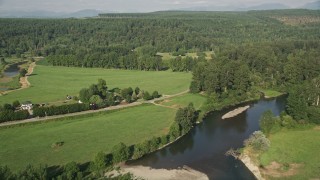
[0,0,316,13]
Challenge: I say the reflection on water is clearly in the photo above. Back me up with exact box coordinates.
[3,63,21,77]
[129,96,287,179]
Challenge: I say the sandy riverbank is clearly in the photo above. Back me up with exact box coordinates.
[120,164,209,180]
[239,154,265,180]
[222,105,250,119]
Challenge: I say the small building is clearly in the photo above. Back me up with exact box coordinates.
[21,101,33,110]
[66,95,73,100]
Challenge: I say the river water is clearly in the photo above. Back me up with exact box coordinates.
[3,63,20,77]
[129,96,287,179]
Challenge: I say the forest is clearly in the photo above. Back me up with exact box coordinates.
[0,9,319,122]
[0,9,319,179]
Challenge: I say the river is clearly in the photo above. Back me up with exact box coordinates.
[128,96,287,179]
[3,63,21,77]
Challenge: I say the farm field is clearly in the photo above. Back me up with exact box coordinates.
[259,127,320,179]
[157,93,206,110]
[0,64,192,104]
[0,104,176,171]
[259,89,283,98]
[157,51,213,61]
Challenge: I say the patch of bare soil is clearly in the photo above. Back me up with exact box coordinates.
[314,126,320,131]
[260,161,303,178]
[162,99,171,103]
[120,164,209,180]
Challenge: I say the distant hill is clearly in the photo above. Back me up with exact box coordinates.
[177,3,290,12]
[0,9,110,18]
[237,3,290,11]
[302,1,320,10]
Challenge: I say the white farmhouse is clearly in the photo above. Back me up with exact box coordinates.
[21,101,33,110]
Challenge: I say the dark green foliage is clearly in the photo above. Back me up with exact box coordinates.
[19,69,28,77]
[79,88,92,103]
[12,100,20,108]
[17,164,48,180]
[111,143,130,163]
[259,110,276,136]
[125,95,132,103]
[134,87,140,96]
[174,103,197,135]
[89,95,103,106]
[286,80,320,124]
[121,87,133,99]
[169,122,180,142]
[143,91,153,100]
[307,106,320,124]
[3,104,13,111]
[0,110,29,123]
[33,103,90,117]
[169,56,195,72]
[0,166,15,180]
[152,91,160,99]
[280,113,297,128]
[189,81,200,93]
[93,152,107,171]
[149,137,161,152]
[62,162,82,180]
[160,135,169,145]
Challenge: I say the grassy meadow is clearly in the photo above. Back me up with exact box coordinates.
[0,65,192,104]
[259,127,320,179]
[157,93,206,110]
[260,89,283,98]
[157,51,213,62]
[0,104,176,171]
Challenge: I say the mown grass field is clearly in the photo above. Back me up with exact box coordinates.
[0,65,192,104]
[0,104,176,171]
[260,89,283,98]
[259,127,320,179]
[158,93,206,110]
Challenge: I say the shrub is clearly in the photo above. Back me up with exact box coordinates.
[189,81,200,93]
[62,162,82,180]
[111,143,129,163]
[0,166,15,180]
[93,152,106,171]
[152,91,160,99]
[280,114,297,128]
[244,131,270,152]
[259,110,276,136]
[143,91,153,100]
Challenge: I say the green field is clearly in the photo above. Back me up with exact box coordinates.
[157,51,213,61]
[259,127,320,179]
[0,104,175,171]
[0,65,192,104]
[260,89,283,98]
[158,93,206,110]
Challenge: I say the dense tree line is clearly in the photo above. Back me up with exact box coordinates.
[190,41,320,111]
[0,101,29,123]
[1,10,319,71]
[33,103,90,117]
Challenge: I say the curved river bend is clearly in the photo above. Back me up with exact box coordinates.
[129,96,287,179]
